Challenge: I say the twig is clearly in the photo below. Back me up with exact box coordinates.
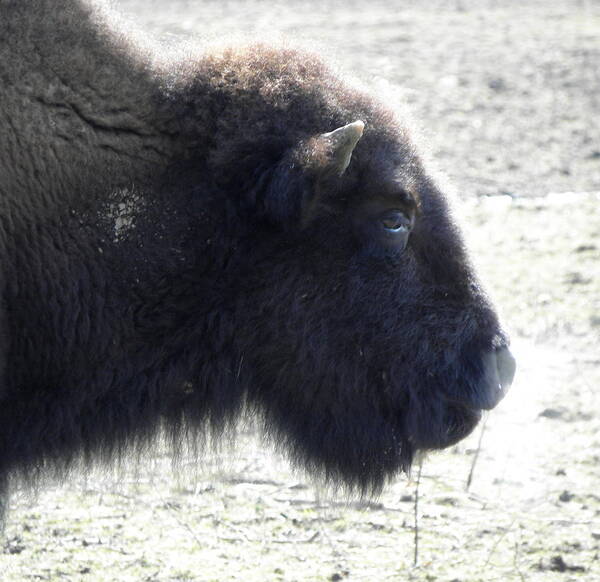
[413,459,423,567]
[271,532,320,544]
[513,541,526,582]
[484,516,518,567]
[466,415,488,491]
[161,500,205,548]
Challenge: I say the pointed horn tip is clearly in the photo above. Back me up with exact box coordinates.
[350,120,365,135]
[321,120,365,141]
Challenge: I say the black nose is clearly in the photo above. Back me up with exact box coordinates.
[477,346,516,410]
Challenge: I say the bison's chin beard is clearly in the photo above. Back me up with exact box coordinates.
[251,365,493,494]
[259,402,483,496]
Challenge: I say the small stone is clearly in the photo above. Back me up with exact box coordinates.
[488,77,507,91]
[539,408,566,419]
[564,271,591,285]
[574,244,597,252]
[548,555,585,572]
[559,490,575,502]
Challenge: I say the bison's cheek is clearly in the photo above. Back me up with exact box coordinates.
[243,353,413,487]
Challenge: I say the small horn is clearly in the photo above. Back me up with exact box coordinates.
[320,120,365,176]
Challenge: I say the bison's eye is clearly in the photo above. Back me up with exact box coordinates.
[379,210,413,250]
[381,211,410,232]
[380,210,412,233]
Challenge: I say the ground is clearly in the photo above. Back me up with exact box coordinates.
[2,1,599,580]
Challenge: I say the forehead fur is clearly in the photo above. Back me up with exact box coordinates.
[189,44,422,197]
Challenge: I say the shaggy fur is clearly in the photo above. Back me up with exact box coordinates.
[0,0,512,509]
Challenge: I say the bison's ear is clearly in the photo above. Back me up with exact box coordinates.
[317,120,365,177]
[257,120,364,227]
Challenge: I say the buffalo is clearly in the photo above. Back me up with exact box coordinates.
[0,0,515,513]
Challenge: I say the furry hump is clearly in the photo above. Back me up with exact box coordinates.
[0,0,514,517]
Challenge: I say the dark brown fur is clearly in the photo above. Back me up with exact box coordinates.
[0,0,513,518]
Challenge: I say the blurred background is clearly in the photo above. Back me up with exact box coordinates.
[2,1,599,580]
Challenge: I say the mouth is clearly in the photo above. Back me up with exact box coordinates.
[441,404,483,447]
[409,403,483,451]
[388,349,516,453]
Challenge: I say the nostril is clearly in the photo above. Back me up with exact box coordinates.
[496,346,516,390]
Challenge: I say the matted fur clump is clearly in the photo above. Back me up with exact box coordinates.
[0,0,514,509]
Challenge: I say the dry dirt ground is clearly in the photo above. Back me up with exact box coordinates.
[2,1,600,580]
